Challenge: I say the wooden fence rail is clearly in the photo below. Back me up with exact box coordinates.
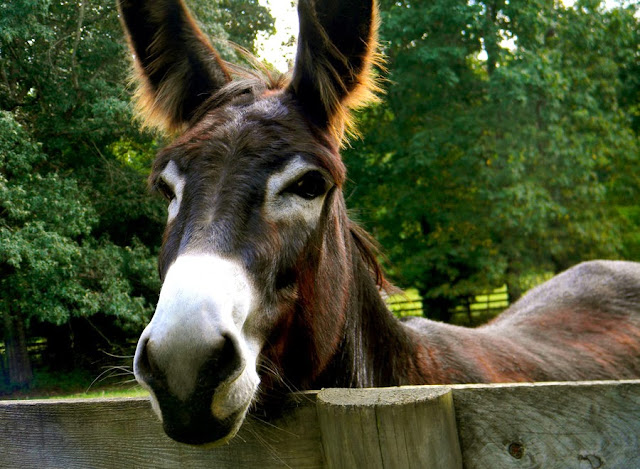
[1,380,639,468]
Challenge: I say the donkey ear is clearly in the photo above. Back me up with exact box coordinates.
[288,0,381,144]
[118,0,231,133]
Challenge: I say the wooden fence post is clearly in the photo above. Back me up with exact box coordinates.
[316,386,462,469]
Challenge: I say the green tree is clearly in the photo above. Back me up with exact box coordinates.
[480,0,640,297]
[346,0,640,318]
[195,0,274,53]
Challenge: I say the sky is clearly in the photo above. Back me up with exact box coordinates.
[256,0,298,72]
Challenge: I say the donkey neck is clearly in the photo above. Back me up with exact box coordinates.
[316,213,507,388]
[314,220,425,389]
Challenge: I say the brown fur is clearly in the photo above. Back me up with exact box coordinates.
[121,0,640,444]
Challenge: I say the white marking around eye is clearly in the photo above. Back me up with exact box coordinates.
[263,156,329,229]
[161,160,186,223]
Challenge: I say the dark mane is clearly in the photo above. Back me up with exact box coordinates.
[349,220,389,291]
[189,50,290,126]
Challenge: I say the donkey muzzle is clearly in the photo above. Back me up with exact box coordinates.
[135,331,245,444]
[133,254,260,445]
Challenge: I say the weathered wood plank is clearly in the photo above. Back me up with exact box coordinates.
[451,380,640,469]
[2,381,639,468]
[0,394,324,469]
[316,387,462,469]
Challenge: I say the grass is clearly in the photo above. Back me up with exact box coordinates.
[1,368,148,401]
[48,387,149,400]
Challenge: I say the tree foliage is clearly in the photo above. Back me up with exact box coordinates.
[346,0,640,317]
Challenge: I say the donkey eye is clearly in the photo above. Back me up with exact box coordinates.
[156,179,175,202]
[284,171,328,200]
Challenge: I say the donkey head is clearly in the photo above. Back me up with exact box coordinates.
[119,0,380,445]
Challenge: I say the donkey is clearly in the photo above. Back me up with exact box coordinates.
[118,0,640,445]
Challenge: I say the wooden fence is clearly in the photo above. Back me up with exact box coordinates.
[1,380,639,468]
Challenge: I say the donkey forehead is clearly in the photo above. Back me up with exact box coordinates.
[152,93,345,184]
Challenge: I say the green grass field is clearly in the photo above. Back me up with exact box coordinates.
[5,384,149,400]
[1,368,149,400]
[52,387,149,400]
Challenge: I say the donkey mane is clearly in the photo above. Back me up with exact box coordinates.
[257,204,406,403]
[348,220,389,290]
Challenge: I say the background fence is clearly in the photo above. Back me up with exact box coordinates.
[387,286,511,325]
[1,380,639,468]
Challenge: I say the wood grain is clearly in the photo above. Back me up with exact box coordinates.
[0,394,324,469]
[1,381,639,468]
[451,380,640,469]
[316,387,462,469]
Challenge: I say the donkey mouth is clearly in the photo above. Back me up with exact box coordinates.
[148,363,258,445]
[154,381,246,445]
[162,404,244,446]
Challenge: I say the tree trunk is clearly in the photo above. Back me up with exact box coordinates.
[2,302,33,389]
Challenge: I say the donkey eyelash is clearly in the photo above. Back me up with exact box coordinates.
[281,170,329,200]
[155,178,176,202]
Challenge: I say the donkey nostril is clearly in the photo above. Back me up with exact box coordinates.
[222,332,242,367]
[207,332,243,385]
[136,338,160,382]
